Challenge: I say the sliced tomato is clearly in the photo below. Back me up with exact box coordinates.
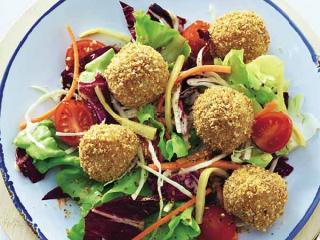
[199,205,238,240]
[252,112,293,153]
[65,39,106,68]
[182,20,210,56]
[54,100,96,146]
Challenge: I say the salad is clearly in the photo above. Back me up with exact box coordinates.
[13,2,320,240]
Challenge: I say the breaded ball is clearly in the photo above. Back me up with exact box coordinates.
[193,87,254,154]
[210,11,270,62]
[223,165,288,231]
[104,42,169,108]
[79,124,139,182]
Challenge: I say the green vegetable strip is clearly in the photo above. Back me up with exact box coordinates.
[195,168,228,224]
[79,28,131,42]
[165,55,185,132]
[95,86,157,140]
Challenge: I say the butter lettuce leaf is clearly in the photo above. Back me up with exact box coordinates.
[134,11,190,64]
[231,147,272,168]
[13,120,65,160]
[144,206,200,240]
[34,154,80,174]
[220,50,287,108]
[100,168,151,204]
[79,48,115,83]
[137,105,188,161]
[56,167,105,215]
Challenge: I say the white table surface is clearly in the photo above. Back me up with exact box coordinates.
[0,0,319,239]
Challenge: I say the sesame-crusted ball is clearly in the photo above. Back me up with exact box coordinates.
[193,86,254,154]
[104,42,169,108]
[223,165,288,231]
[79,124,139,182]
[210,11,270,62]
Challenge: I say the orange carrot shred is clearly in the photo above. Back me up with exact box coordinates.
[255,100,278,118]
[148,160,242,172]
[19,26,79,130]
[175,65,231,86]
[132,189,212,240]
[176,150,209,164]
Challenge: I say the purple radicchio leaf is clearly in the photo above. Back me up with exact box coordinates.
[16,148,45,183]
[274,156,294,177]
[197,29,216,65]
[42,187,70,200]
[84,196,159,240]
[147,3,187,32]
[120,1,136,40]
[149,172,199,201]
[179,86,200,114]
[119,1,187,41]
[79,74,117,124]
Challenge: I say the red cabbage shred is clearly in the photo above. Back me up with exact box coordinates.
[84,196,159,240]
[16,148,45,183]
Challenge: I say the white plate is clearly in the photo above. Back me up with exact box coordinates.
[0,0,319,239]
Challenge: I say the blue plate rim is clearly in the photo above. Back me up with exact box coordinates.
[0,0,318,239]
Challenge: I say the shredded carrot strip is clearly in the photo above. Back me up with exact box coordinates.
[175,65,231,86]
[176,150,209,164]
[132,189,212,240]
[19,25,79,130]
[255,100,278,118]
[148,160,242,172]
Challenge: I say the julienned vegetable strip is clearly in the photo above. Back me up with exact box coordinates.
[255,100,277,118]
[148,160,242,171]
[196,168,228,224]
[132,189,212,240]
[79,27,131,42]
[94,86,157,140]
[176,150,209,163]
[19,25,79,130]
[175,65,232,86]
[165,55,185,133]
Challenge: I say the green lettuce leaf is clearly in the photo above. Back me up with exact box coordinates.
[100,168,151,204]
[68,219,84,240]
[67,168,151,240]
[34,154,80,174]
[231,147,272,168]
[56,167,104,215]
[79,48,115,83]
[247,149,273,168]
[137,105,188,161]
[134,11,190,64]
[13,120,65,160]
[220,50,287,108]
[166,132,188,160]
[144,206,200,240]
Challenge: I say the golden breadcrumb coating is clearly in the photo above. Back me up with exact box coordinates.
[79,124,139,182]
[104,42,169,108]
[193,86,254,154]
[210,11,270,62]
[223,165,288,231]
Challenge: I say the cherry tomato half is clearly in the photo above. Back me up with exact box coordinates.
[54,100,96,146]
[182,20,210,56]
[252,112,293,153]
[65,39,106,68]
[199,205,238,240]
